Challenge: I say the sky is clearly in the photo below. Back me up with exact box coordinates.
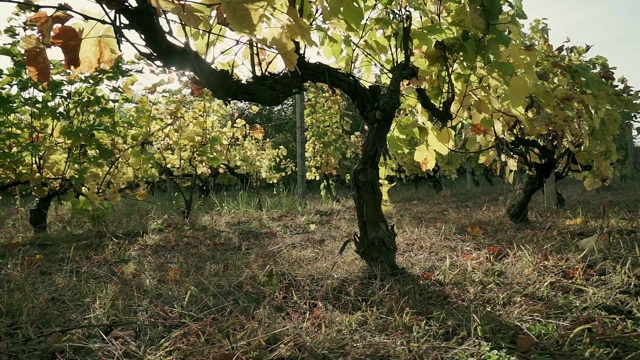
[523,0,640,88]
[0,0,638,88]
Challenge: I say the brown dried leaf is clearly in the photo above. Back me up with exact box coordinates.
[28,11,53,44]
[516,334,535,353]
[24,46,51,88]
[216,7,230,27]
[108,328,136,340]
[189,77,205,97]
[51,25,82,69]
[51,11,73,25]
[47,331,64,344]
[25,254,44,269]
[470,123,484,135]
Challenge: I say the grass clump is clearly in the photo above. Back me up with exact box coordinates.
[1,180,639,359]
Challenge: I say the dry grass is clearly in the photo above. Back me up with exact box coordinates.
[1,179,639,359]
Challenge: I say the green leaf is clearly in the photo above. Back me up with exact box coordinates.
[341,1,364,29]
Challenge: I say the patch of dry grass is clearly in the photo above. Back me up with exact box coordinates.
[1,180,639,359]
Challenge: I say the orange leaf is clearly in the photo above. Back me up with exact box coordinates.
[250,124,265,139]
[166,267,183,283]
[189,78,205,97]
[419,271,434,282]
[51,25,82,69]
[24,46,50,85]
[564,265,592,281]
[460,254,475,261]
[470,123,484,135]
[486,246,507,260]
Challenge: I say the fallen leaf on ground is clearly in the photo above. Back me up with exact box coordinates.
[25,254,44,269]
[566,217,588,225]
[47,331,63,344]
[419,271,434,282]
[516,334,535,353]
[466,226,483,236]
[166,267,182,283]
[485,246,507,260]
[121,261,137,279]
[579,233,599,250]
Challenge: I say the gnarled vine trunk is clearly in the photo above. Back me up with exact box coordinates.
[348,63,418,274]
[29,193,56,233]
[506,161,556,223]
[352,122,399,274]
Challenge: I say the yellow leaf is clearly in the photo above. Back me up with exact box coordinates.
[414,145,436,171]
[121,261,136,278]
[149,0,204,27]
[308,224,317,231]
[565,217,588,225]
[219,0,267,35]
[135,188,148,201]
[428,127,454,155]
[285,5,317,46]
[473,99,491,114]
[506,74,530,108]
[466,226,483,237]
[380,181,394,213]
[73,21,119,75]
[479,149,498,166]
[256,28,298,70]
